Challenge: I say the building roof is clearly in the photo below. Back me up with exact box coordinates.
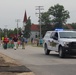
[31,24,39,31]
[66,24,73,29]
[23,10,27,23]
[30,24,73,31]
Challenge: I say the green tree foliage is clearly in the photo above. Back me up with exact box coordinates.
[41,12,53,37]
[18,27,22,36]
[13,28,17,35]
[24,17,31,38]
[48,4,70,29]
[63,25,69,29]
[8,29,14,37]
[0,28,3,38]
[71,23,76,29]
[40,4,70,36]
[0,27,22,39]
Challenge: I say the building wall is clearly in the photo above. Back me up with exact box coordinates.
[30,31,39,39]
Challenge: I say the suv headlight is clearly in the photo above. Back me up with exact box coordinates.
[63,42,69,47]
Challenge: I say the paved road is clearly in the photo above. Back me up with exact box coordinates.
[0,45,76,75]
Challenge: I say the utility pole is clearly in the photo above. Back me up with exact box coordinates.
[36,6,44,38]
[15,19,20,37]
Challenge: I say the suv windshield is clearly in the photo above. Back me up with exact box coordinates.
[59,32,76,38]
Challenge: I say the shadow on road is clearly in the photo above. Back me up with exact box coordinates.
[31,53,76,59]
[49,53,76,59]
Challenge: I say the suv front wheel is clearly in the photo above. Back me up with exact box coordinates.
[44,44,50,55]
[59,46,65,58]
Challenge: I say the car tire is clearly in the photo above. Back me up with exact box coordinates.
[44,44,50,55]
[59,46,65,58]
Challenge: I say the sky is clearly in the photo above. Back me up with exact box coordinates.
[0,0,76,29]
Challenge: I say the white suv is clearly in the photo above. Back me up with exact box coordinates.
[43,30,76,58]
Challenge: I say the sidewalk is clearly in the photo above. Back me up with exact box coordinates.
[0,52,35,75]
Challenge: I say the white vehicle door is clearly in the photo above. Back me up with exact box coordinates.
[48,37,53,50]
[51,32,59,51]
[46,32,53,50]
[48,32,55,50]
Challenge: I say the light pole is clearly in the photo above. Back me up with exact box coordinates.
[15,19,20,37]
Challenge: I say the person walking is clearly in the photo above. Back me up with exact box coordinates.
[21,35,25,49]
[31,38,33,44]
[3,35,9,49]
[39,38,43,46]
[13,36,18,50]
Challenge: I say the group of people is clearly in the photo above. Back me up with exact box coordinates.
[2,35,27,50]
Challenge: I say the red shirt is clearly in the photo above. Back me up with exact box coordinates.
[3,38,9,43]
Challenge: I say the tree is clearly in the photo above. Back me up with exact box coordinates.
[8,29,14,37]
[71,23,76,29]
[24,17,31,38]
[13,28,17,36]
[41,12,53,37]
[48,4,70,29]
[0,28,2,38]
[18,27,22,36]
[40,4,70,37]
